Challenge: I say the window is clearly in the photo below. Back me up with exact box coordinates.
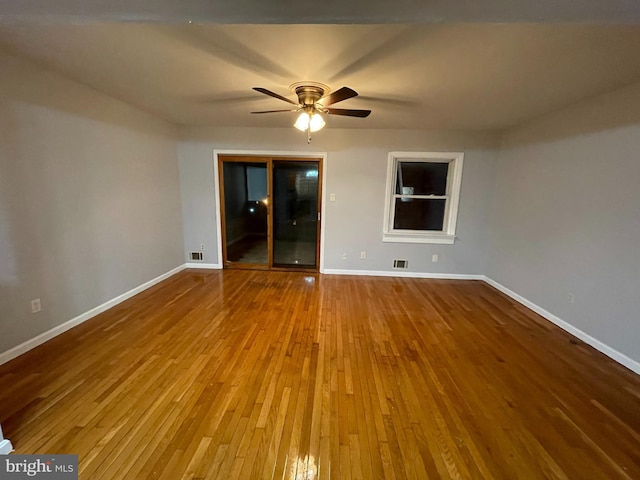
[383,151,464,244]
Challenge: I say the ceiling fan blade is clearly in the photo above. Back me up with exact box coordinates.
[320,86,358,106]
[251,109,298,114]
[253,87,299,105]
[326,108,372,118]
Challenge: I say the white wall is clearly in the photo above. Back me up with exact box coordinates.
[0,50,184,355]
[489,80,640,366]
[178,127,498,275]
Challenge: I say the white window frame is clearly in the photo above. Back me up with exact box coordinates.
[383,151,464,244]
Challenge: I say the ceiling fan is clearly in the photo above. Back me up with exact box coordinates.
[251,82,371,142]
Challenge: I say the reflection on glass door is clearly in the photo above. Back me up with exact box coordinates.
[221,160,269,267]
[272,161,320,268]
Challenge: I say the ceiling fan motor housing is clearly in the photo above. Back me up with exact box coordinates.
[294,85,326,110]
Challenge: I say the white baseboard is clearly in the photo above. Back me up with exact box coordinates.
[483,276,640,375]
[185,263,223,269]
[2,264,637,378]
[0,264,186,367]
[322,268,484,280]
[0,439,13,455]
[323,269,640,375]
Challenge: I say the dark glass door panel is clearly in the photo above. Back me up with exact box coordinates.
[222,161,268,265]
[272,161,319,268]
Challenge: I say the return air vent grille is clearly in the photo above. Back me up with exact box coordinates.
[190,252,203,261]
[393,259,408,269]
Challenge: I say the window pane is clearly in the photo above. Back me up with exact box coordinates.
[393,198,446,231]
[395,162,449,195]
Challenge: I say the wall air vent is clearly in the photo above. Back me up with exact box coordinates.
[190,252,203,261]
[393,259,408,269]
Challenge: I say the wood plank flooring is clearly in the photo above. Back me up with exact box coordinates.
[1,269,639,479]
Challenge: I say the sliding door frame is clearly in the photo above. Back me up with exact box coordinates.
[214,150,327,273]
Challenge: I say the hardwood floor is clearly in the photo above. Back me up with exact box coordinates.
[1,269,639,479]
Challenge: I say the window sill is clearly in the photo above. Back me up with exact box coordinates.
[382,232,456,244]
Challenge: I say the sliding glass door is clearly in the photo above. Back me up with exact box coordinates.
[219,155,321,271]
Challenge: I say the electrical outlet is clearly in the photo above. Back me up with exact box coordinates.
[341,253,347,260]
[200,244,205,251]
[360,251,366,260]
[568,293,575,303]
[432,254,439,263]
[31,298,41,313]
[330,193,336,202]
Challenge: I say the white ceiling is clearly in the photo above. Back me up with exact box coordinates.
[1,1,640,131]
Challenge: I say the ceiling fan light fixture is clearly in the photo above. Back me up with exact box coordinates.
[253,84,368,141]
[309,112,325,132]
[293,112,309,131]
[294,112,325,132]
